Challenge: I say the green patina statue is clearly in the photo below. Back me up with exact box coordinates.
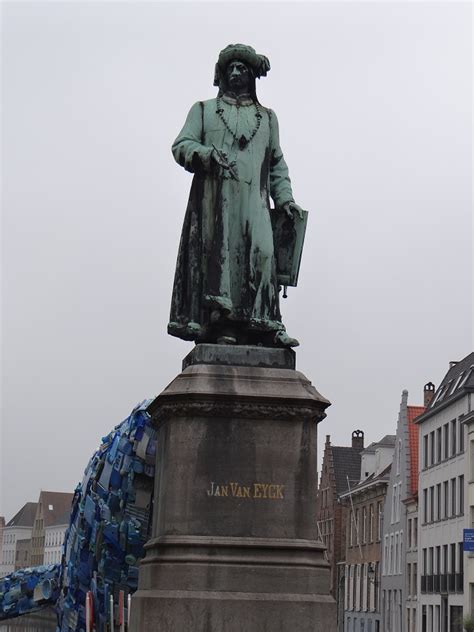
[168,44,306,348]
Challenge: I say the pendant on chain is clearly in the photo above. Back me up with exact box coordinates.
[239,135,248,150]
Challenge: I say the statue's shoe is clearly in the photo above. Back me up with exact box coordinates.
[274,330,300,348]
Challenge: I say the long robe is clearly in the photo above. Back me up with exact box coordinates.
[168,94,295,341]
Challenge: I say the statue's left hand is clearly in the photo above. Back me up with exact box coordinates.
[282,201,304,220]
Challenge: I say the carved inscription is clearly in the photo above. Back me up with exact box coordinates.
[207,482,285,499]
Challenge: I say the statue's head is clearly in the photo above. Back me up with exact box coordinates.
[214,44,270,98]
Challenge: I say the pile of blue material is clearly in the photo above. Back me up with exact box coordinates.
[0,565,60,618]
[0,400,157,631]
[57,400,156,631]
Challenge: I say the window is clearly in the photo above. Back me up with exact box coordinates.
[443,481,449,519]
[362,507,367,544]
[413,517,418,547]
[397,439,402,474]
[436,483,441,520]
[383,535,389,575]
[435,546,441,575]
[377,501,383,541]
[459,420,465,452]
[451,419,457,456]
[389,533,394,574]
[369,504,374,542]
[407,562,412,596]
[450,543,456,574]
[436,427,442,462]
[430,486,434,522]
[394,533,399,575]
[422,548,427,574]
[451,478,457,516]
[423,435,429,468]
[443,544,448,574]
[399,531,403,574]
[459,475,464,516]
[392,485,397,523]
[430,432,435,465]
[444,423,449,459]
[423,488,428,523]
[407,518,412,549]
[413,563,417,596]
[355,509,360,545]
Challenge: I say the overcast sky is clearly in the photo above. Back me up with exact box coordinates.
[1,1,472,521]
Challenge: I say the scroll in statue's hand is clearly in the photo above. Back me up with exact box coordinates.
[282,201,304,221]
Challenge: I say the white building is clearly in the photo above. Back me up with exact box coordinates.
[44,515,70,565]
[415,353,474,632]
[0,502,37,577]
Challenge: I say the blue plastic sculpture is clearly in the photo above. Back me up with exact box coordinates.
[0,400,156,631]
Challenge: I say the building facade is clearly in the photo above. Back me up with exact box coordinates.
[30,491,73,566]
[380,389,425,632]
[316,429,364,605]
[44,513,70,565]
[340,435,396,632]
[416,354,474,632]
[0,502,37,578]
[14,537,32,570]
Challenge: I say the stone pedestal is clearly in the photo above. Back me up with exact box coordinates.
[130,345,336,631]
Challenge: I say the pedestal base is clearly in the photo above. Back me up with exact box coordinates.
[130,346,335,631]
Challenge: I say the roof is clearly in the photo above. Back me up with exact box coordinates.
[361,435,396,453]
[39,491,73,528]
[417,353,474,423]
[340,463,391,499]
[6,502,38,528]
[407,405,424,497]
[332,446,362,495]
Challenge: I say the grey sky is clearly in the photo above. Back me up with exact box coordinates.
[1,1,472,520]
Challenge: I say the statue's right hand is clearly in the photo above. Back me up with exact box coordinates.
[211,148,239,180]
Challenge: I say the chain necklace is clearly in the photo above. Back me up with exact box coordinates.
[216,96,262,150]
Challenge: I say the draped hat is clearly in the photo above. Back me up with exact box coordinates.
[213,44,271,88]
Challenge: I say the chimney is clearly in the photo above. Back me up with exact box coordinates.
[352,429,364,450]
[424,382,435,407]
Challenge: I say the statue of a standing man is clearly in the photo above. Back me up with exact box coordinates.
[168,44,304,348]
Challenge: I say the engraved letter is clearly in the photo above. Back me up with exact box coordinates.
[243,486,251,498]
[207,482,216,497]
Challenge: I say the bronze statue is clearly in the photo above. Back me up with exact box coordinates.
[168,44,306,348]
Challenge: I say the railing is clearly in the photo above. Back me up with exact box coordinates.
[433,575,440,592]
[426,575,433,592]
[440,574,448,593]
[420,575,427,593]
[455,573,464,592]
[448,573,456,593]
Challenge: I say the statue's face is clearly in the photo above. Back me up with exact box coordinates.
[226,60,250,92]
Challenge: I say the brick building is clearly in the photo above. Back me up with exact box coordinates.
[316,430,364,607]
